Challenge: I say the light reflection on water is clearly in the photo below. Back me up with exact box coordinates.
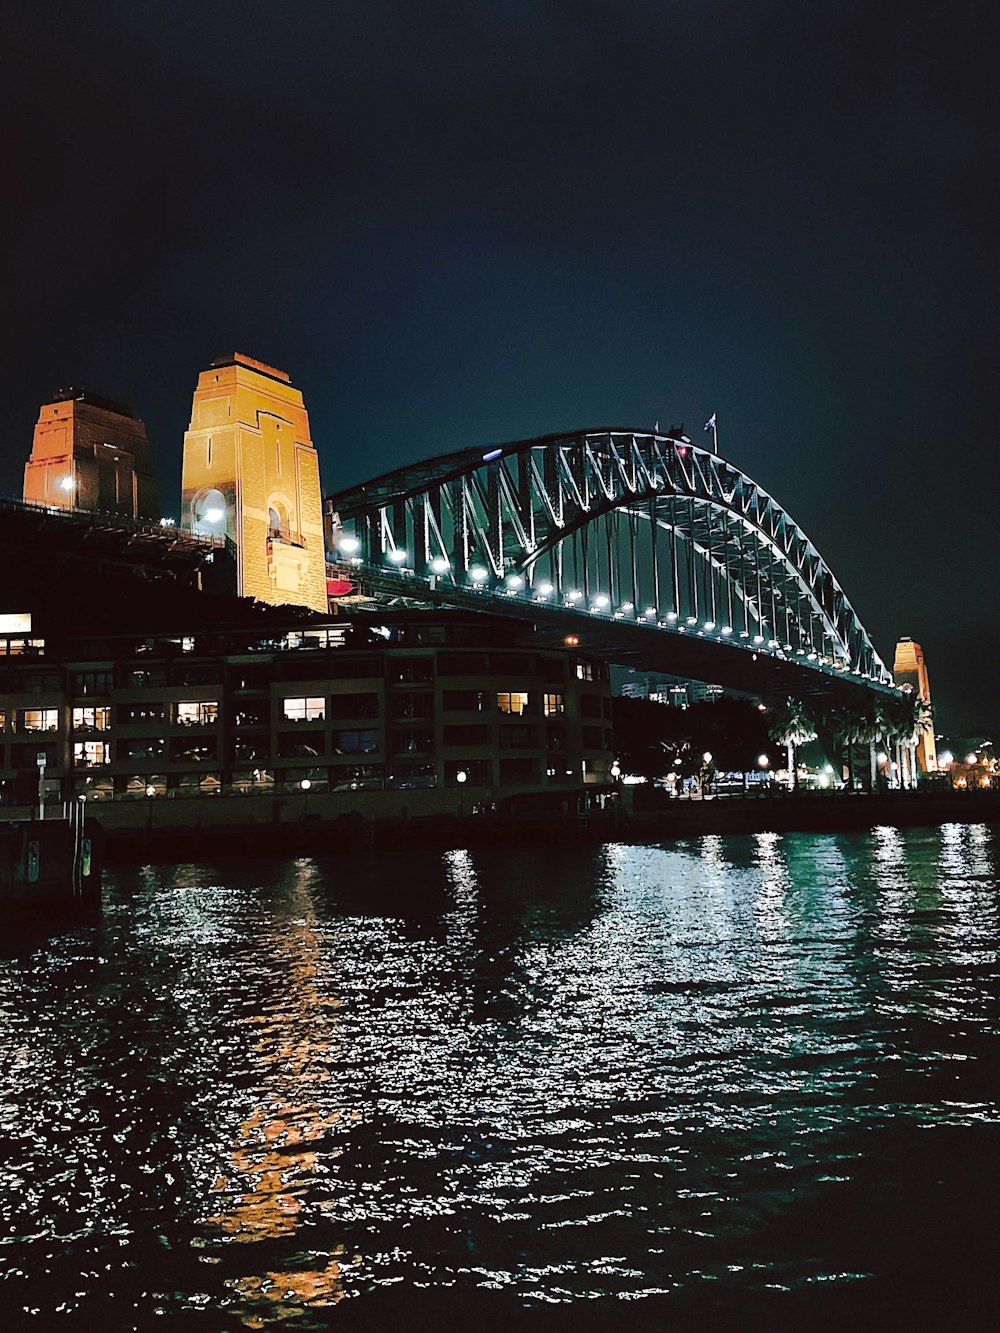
[1,828,1000,1330]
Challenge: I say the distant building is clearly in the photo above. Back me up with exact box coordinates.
[616,668,726,707]
[23,389,159,522]
[893,637,937,771]
[180,354,327,613]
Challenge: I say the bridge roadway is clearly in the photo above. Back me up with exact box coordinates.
[342,564,898,708]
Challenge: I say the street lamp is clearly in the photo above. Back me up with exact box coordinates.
[300,777,311,820]
[456,768,467,819]
[145,783,156,840]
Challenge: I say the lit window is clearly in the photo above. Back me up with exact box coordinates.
[175,701,219,726]
[0,710,5,731]
[283,696,326,721]
[497,691,529,715]
[73,740,109,767]
[20,708,58,732]
[543,692,564,717]
[1,637,46,656]
[72,706,110,731]
[575,662,594,681]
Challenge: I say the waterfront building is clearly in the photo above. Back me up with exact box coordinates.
[892,637,937,771]
[180,354,327,613]
[23,389,159,521]
[0,607,613,826]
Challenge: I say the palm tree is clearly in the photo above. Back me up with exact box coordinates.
[826,702,866,790]
[849,702,875,791]
[883,690,934,789]
[767,698,817,790]
[850,700,883,792]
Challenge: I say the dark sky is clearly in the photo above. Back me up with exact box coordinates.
[1,1,994,731]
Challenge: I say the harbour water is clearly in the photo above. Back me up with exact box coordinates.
[2,826,999,1331]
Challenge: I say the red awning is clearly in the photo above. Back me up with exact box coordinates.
[326,577,354,598]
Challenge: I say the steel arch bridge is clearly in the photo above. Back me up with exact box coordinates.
[325,428,895,704]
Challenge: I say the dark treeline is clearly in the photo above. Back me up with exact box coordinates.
[612,697,779,783]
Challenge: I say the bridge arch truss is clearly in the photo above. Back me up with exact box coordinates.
[326,429,892,690]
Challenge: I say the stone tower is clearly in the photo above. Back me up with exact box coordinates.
[24,389,159,521]
[893,637,937,772]
[180,354,327,613]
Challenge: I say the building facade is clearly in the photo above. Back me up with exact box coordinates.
[180,354,327,613]
[0,611,613,826]
[23,389,159,521]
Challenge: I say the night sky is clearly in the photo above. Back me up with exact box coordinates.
[1,2,994,730]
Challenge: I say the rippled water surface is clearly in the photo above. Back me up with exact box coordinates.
[3,826,1000,1330]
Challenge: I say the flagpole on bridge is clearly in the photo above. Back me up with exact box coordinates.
[705,413,718,454]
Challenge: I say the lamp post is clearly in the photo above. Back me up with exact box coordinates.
[456,769,467,819]
[145,783,156,840]
[300,777,311,820]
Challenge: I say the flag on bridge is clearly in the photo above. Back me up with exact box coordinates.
[704,414,716,432]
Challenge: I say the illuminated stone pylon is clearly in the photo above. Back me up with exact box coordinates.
[893,637,937,772]
[180,353,327,612]
[24,388,159,521]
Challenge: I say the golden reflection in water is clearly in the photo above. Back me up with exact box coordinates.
[201,864,358,1327]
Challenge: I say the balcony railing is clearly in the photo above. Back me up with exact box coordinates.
[267,528,306,548]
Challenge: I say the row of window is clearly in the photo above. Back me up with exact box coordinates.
[0,703,218,733]
[73,724,606,764]
[11,722,612,769]
[8,653,605,697]
[0,690,615,734]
